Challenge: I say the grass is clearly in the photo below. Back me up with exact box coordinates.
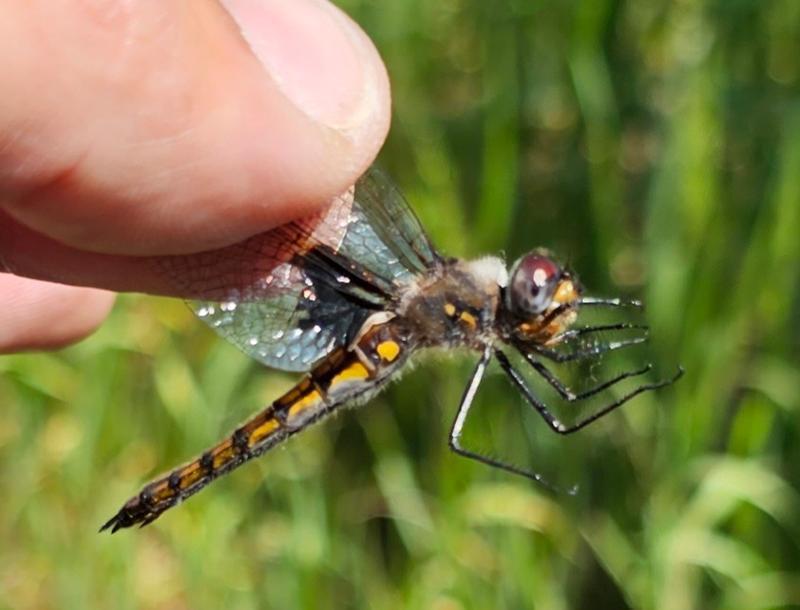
[2,1,799,608]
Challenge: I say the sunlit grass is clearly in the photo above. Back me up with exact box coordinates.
[2,1,799,609]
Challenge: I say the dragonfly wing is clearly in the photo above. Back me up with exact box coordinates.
[341,166,440,278]
[154,167,441,372]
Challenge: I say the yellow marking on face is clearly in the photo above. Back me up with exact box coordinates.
[249,417,281,445]
[545,310,578,341]
[459,311,477,329]
[376,340,401,362]
[516,320,552,343]
[331,361,370,385]
[287,390,322,419]
[553,279,578,305]
[443,303,456,317]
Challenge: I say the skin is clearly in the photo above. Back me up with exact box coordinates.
[0,0,391,353]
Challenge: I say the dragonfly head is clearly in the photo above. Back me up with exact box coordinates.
[504,250,582,343]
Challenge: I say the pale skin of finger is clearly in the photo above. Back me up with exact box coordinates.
[0,211,193,295]
[0,275,115,353]
[0,0,391,258]
[0,0,391,350]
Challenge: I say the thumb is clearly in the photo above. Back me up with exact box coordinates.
[0,0,390,256]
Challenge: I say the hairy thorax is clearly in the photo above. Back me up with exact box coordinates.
[398,256,507,349]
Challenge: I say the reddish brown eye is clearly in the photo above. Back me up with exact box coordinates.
[507,253,561,316]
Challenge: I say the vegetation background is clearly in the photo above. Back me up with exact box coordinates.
[1,1,798,608]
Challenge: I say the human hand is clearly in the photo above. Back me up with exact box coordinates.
[0,0,390,353]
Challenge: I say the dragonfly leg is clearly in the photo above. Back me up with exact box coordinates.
[517,348,653,402]
[528,323,649,363]
[447,347,563,492]
[494,349,683,435]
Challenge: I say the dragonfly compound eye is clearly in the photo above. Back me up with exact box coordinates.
[507,253,562,316]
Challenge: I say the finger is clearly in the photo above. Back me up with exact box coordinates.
[0,0,390,256]
[0,210,187,295]
[0,275,115,353]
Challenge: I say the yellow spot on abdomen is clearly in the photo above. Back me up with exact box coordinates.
[331,362,370,385]
[376,340,401,362]
[287,390,322,419]
[150,481,172,502]
[443,303,456,317]
[249,417,281,445]
[212,441,235,469]
[179,463,203,489]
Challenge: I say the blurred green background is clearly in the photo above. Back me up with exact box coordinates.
[2,1,799,608]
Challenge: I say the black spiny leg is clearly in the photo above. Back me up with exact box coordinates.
[448,347,562,491]
[558,322,648,341]
[494,349,683,435]
[516,346,653,402]
[578,297,643,308]
[530,323,649,363]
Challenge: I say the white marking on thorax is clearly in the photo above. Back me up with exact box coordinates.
[460,256,509,289]
[350,311,396,349]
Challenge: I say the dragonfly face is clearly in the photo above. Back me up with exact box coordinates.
[500,251,583,346]
[101,166,682,533]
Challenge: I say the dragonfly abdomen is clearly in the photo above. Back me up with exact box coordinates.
[101,321,410,532]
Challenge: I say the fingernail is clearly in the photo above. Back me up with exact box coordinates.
[221,0,380,133]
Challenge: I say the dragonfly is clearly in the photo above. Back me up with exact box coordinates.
[101,166,682,532]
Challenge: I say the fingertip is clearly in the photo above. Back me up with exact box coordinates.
[0,276,115,353]
[1,0,391,256]
[222,0,391,142]
[216,0,392,239]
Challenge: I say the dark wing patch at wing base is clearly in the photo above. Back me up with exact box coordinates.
[154,166,441,372]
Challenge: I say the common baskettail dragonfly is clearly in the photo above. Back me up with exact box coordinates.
[102,167,682,532]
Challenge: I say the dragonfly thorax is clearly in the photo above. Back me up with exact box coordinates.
[398,256,506,348]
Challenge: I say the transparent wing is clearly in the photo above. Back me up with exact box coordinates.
[339,166,439,279]
[155,166,440,372]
